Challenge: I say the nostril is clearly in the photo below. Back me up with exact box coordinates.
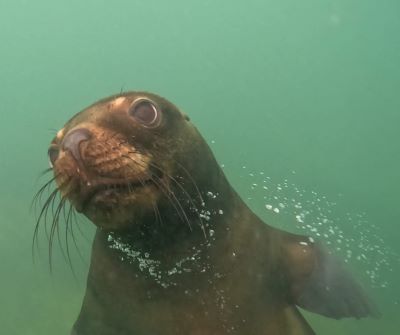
[48,145,59,168]
[61,128,92,162]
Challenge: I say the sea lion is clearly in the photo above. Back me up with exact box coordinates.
[39,92,377,335]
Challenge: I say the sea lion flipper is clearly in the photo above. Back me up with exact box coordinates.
[283,307,316,335]
[284,237,379,319]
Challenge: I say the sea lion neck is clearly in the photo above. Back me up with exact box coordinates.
[101,171,243,259]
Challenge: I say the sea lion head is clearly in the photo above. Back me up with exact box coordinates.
[46,92,222,230]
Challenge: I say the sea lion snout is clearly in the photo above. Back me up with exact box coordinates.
[50,117,163,229]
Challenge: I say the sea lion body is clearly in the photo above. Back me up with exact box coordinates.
[74,205,313,335]
[42,92,377,335]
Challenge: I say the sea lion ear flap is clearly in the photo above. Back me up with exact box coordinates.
[294,242,380,319]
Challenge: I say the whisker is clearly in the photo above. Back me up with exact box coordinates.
[149,161,204,212]
[32,188,59,260]
[143,158,206,237]
[68,205,88,266]
[128,145,205,208]
[123,154,193,231]
[170,158,205,205]
[64,203,78,279]
[37,167,53,179]
[154,174,193,231]
[72,210,91,243]
[31,175,58,212]
[33,169,90,274]
[119,159,163,228]
[105,131,122,146]
[49,195,67,272]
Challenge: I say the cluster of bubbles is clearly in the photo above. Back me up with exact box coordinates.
[107,233,206,288]
[228,165,399,290]
[106,185,230,290]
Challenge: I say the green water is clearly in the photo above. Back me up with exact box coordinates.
[1,0,399,334]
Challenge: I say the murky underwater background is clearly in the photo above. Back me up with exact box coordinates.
[1,0,399,334]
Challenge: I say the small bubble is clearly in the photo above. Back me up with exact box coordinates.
[295,215,304,223]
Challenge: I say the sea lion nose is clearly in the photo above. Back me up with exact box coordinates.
[61,128,92,162]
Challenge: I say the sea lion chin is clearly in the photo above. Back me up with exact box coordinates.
[39,91,378,335]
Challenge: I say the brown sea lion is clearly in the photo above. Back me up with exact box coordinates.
[39,92,377,335]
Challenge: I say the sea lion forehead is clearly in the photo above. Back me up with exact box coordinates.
[59,93,133,130]
[80,92,175,117]
[56,92,188,141]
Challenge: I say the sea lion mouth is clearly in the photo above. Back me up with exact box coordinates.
[76,176,155,212]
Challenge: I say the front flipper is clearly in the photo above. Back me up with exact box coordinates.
[282,235,380,319]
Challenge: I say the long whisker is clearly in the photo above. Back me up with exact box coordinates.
[31,175,58,212]
[47,128,59,134]
[123,154,194,232]
[52,196,71,267]
[33,172,88,274]
[72,210,91,243]
[138,157,206,237]
[32,188,59,260]
[153,173,193,231]
[49,195,68,272]
[169,158,205,205]
[127,142,205,208]
[119,157,165,230]
[37,167,53,179]
[152,200,163,227]
[68,205,88,265]
[122,155,188,225]
[64,202,78,279]
[148,161,205,216]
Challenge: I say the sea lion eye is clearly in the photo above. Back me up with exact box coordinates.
[129,99,160,127]
[48,145,59,168]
